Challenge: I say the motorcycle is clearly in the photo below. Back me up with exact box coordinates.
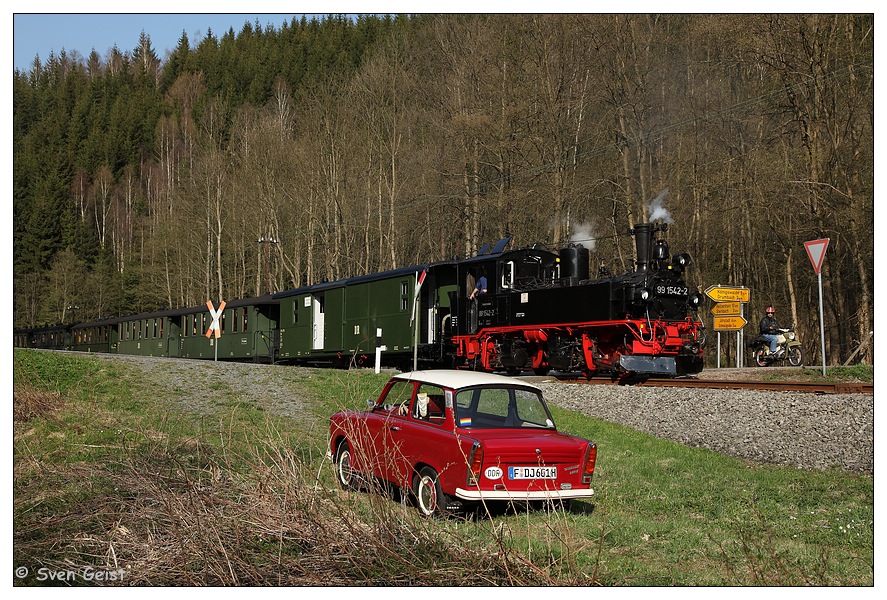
[749,326,803,367]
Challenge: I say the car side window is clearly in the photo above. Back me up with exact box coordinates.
[381,381,414,417]
[414,384,446,423]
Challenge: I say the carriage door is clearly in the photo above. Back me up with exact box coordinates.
[312,294,325,350]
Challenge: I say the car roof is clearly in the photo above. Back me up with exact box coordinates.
[391,370,541,392]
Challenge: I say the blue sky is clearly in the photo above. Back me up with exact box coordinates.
[12,12,350,72]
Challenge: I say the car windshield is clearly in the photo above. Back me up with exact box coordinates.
[454,386,555,429]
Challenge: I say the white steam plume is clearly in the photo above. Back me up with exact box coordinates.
[569,222,596,250]
[648,188,674,223]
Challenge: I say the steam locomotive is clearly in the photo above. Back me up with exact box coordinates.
[426,222,706,377]
[15,223,706,378]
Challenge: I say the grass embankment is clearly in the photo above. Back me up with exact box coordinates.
[13,350,874,586]
[751,364,873,383]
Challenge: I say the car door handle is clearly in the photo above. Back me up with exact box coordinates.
[389,425,401,431]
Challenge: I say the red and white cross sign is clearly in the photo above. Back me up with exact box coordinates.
[205,300,226,339]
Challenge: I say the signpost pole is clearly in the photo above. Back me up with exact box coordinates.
[706,285,751,370]
[804,238,830,377]
[817,271,826,377]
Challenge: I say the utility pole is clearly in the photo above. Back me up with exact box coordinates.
[257,237,279,294]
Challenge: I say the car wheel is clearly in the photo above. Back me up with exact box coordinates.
[414,467,445,517]
[335,440,356,490]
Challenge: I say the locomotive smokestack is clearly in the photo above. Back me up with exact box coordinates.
[632,223,653,272]
[559,244,590,284]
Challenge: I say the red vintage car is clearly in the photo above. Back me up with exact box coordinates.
[328,370,597,516]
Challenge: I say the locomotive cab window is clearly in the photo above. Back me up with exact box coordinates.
[501,261,515,289]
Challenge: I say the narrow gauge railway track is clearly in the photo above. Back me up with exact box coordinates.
[546,375,873,395]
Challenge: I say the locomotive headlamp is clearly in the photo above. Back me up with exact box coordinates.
[689,292,704,308]
[672,253,691,270]
[635,288,651,302]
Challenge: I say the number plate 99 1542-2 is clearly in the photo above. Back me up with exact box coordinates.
[508,466,557,480]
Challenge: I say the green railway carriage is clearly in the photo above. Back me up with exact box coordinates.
[178,295,280,361]
[117,309,179,357]
[274,266,427,367]
[70,318,119,353]
[13,324,70,350]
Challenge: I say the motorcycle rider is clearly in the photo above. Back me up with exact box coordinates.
[759,306,781,355]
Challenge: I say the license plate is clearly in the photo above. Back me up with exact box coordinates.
[508,466,557,480]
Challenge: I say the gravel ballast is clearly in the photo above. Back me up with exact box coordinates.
[86,353,873,474]
[539,381,874,474]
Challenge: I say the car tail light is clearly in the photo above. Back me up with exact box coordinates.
[466,442,483,486]
[581,443,597,484]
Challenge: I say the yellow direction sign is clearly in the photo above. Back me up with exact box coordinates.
[713,316,747,331]
[710,301,743,316]
[705,285,750,303]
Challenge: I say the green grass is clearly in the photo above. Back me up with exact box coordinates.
[13,350,873,586]
[753,364,873,383]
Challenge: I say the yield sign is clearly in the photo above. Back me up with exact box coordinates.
[804,238,830,274]
[205,300,226,339]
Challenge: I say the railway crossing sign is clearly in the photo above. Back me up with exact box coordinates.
[704,285,751,303]
[712,316,747,331]
[710,301,742,316]
[205,300,226,339]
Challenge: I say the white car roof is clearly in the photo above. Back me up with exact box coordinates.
[391,369,541,392]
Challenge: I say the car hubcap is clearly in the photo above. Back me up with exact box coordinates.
[338,451,352,485]
[419,477,436,514]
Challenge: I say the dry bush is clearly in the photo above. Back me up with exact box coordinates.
[14,426,555,586]
[13,381,65,422]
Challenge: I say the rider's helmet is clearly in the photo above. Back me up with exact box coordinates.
[765,306,775,315]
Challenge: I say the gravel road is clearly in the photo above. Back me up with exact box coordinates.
[88,353,873,474]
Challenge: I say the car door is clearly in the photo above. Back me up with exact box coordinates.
[362,380,415,483]
[386,383,454,489]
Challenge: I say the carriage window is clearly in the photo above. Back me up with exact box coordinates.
[401,281,409,311]
[232,308,239,333]
[242,308,249,332]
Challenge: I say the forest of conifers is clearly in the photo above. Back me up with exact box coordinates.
[13,14,873,366]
